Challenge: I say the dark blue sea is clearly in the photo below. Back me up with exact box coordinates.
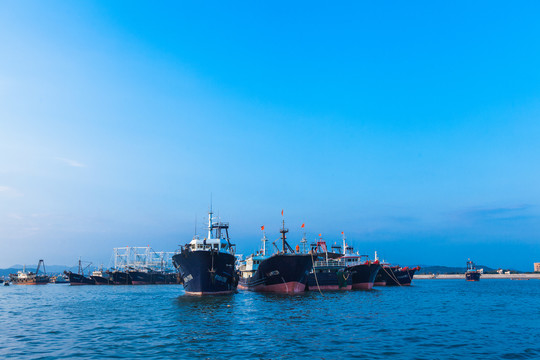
[1,280,539,359]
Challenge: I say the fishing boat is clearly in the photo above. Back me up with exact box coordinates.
[238,220,312,294]
[65,258,95,285]
[9,260,49,285]
[172,209,238,295]
[306,240,351,291]
[465,259,481,281]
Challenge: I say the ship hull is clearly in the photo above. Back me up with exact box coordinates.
[172,250,237,295]
[383,268,417,286]
[111,271,133,285]
[348,263,381,290]
[91,275,113,285]
[307,270,352,291]
[466,272,481,281]
[128,271,153,285]
[66,272,95,285]
[239,254,312,294]
[10,279,49,285]
[127,271,178,285]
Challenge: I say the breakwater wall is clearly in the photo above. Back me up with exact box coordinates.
[416,273,540,280]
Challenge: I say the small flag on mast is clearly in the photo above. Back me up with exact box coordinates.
[281,209,284,216]
[319,233,322,237]
[261,225,264,231]
[301,223,305,228]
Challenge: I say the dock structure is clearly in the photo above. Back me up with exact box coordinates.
[113,247,176,272]
[416,273,540,280]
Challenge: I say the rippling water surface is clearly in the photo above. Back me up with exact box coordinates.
[1,280,539,359]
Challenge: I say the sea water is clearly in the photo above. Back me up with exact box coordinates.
[0,280,539,359]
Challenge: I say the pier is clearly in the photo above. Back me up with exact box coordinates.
[416,273,540,280]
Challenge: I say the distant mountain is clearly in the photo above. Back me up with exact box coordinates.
[417,265,511,274]
[0,265,71,277]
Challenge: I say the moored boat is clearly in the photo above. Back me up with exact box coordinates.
[9,260,49,285]
[172,209,238,295]
[377,265,420,286]
[238,220,312,294]
[50,274,69,284]
[306,240,351,291]
[90,269,113,285]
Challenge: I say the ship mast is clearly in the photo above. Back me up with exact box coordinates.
[279,220,294,253]
[261,232,268,256]
[342,232,347,255]
[300,233,307,254]
[207,208,214,240]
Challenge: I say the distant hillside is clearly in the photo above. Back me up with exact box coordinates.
[417,265,509,274]
[0,265,71,277]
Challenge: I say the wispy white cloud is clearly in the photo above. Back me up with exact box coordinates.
[57,157,85,168]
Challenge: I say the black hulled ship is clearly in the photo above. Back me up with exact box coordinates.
[238,220,312,294]
[376,265,420,286]
[66,258,95,285]
[172,210,238,295]
[465,259,481,281]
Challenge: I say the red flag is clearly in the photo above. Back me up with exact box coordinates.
[301,223,305,228]
[341,231,344,235]
[261,225,264,231]
[319,233,322,237]
[281,209,284,216]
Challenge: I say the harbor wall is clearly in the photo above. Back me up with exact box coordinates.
[416,273,540,280]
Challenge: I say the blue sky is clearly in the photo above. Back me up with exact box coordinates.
[1,2,540,270]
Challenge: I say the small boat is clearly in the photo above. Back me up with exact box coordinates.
[465,259,481,281]
[9,260,49,285]
[238,220,312,294]
[50,275,69,284]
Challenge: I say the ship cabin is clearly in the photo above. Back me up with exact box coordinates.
[185,211,234,254]
[238,255,267,279]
